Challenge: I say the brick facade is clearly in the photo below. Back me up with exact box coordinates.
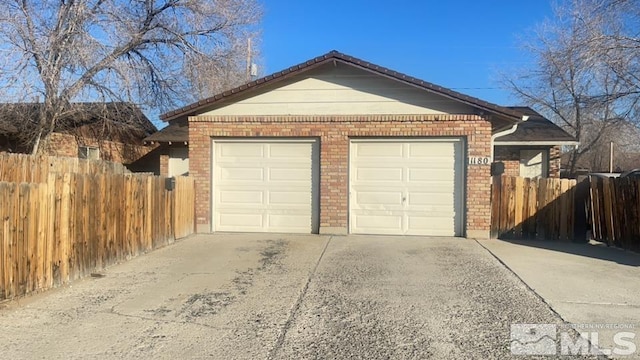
[493,147,522,177]
[159,154,169,176]
[46,132,153,164]
[189,114,493,238]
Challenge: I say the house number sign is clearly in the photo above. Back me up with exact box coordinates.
[468,157,491,165]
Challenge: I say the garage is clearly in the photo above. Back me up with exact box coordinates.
[349,138,464,236]
[212,139,319,233]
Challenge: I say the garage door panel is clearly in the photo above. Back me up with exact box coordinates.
[356,168,403,181]
[218,213,263,228]
[269,143,312,157]
[353,214,403,230]
[268,214,312,229]
[356,191,403,206]
[408,168,455,181]
[219,143,264,157]
[220,168,264,181]
[269,191,311,205]
[356,143,404,157]
[214,141,318,233]
[219,190,263,204]
[407,192,452,206]
[269,168,311,181]
[408,142,454,156]
[350,139,463,236]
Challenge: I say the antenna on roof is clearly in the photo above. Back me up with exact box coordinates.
[246,38,257,81]
[246,38,252,82]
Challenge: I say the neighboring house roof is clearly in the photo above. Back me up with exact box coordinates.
[0,102,156,145]
[494,107,578,145]
[161,50,524,124]
[144,119,188,143]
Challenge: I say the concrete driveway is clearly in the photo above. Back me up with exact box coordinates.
[482,239,640,358]
[0,234,591,359]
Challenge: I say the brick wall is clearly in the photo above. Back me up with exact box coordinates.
[189,114,493,238]
[46,132,153,164]
[493,147,521,177]
[159,154,169,176]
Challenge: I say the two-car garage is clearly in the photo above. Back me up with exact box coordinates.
[211,138,464,237]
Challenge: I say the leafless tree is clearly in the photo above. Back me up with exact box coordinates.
[183,30,262,101]
[0,0,261,154]
[504,0,640,174]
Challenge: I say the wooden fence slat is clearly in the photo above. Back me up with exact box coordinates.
[491,176,577,241]
[0,153,195,301]
[559,180,569,241]
[514,177,524,238]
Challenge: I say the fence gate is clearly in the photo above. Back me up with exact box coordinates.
[491,176,579,241]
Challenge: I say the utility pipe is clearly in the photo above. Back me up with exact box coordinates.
[490,115,529,161]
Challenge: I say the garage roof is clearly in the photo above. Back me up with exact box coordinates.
[144,119,188,143]
[495,107,578,145]
[161,50,524,123]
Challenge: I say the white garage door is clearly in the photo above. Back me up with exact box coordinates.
[213,140,319,233]
[349,139,464,236]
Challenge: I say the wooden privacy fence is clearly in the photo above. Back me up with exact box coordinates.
[0,173,195,300]
[0,153,127,183]
[491,176,577,240]
[589,176,640,251]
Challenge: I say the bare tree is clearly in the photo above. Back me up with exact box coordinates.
[505,0,640,174]
[0,0,261,154]
[183,30,262,101]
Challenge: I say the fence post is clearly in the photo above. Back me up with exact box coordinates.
[573,176,590,243]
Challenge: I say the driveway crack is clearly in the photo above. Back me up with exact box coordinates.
[267,235,333,360]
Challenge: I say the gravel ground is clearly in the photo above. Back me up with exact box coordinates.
[0,234,600,359]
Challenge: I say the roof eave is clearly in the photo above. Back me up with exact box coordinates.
[160,51,523,123]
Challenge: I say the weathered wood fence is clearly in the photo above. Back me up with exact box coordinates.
[0,154,195,300]
[589,176,640,251]
[491,176,577,240]
[0,153,127,183]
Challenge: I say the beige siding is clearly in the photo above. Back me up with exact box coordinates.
[201,64,474,116]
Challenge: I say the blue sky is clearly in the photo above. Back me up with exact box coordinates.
[260,1,553,106]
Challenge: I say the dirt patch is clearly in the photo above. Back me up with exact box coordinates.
[182,291,235,319]
[232,239,288,295]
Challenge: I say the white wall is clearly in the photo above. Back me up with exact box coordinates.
[168,147,189,177]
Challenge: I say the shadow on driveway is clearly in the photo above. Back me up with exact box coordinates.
[497,239,640,267]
